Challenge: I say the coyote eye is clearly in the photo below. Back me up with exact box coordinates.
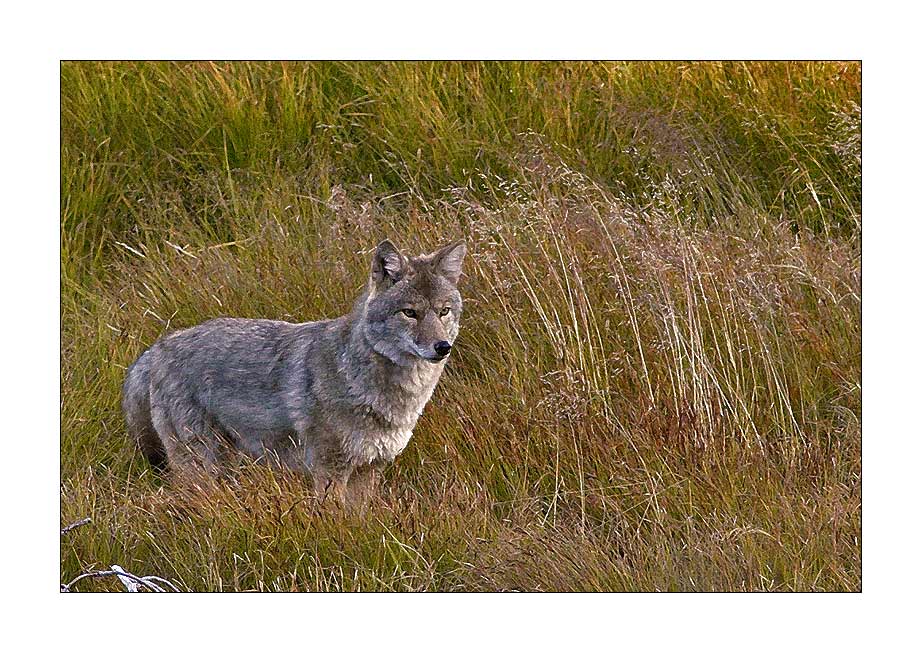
[400,308,418,319]
[439,307,451,317]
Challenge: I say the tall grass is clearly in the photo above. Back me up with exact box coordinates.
[61,61,860,591]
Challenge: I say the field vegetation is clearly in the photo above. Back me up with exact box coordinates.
[61,61,860,591]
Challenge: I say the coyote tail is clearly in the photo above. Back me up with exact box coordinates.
[121,348,166,470]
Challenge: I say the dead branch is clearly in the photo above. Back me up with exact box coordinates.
[60,517,92,535]
[61,565,181,593]
[61,516,183,592]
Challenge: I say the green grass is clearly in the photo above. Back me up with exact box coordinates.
[61,61,860,591]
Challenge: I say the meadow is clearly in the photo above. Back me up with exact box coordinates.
[61,61,861,591]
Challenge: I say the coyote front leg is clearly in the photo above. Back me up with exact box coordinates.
[311,468,350,504]
[346,462,386,507]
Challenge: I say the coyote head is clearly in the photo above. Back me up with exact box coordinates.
[362,239,466,366]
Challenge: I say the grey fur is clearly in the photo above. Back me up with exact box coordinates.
[121,240,466,502]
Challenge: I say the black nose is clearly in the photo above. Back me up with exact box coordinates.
[434,341,452,357]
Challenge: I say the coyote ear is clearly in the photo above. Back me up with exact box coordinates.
[433,240,467,284]
[371,239,407,285]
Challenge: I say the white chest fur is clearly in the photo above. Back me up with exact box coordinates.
[344,424,415,466]
[341,362,443,466]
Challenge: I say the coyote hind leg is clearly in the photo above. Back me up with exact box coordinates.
[150,399,226,478]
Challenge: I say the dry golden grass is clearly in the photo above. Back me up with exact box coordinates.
[61,61,860,591]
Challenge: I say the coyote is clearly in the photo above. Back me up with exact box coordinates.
[121,239,466,503]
